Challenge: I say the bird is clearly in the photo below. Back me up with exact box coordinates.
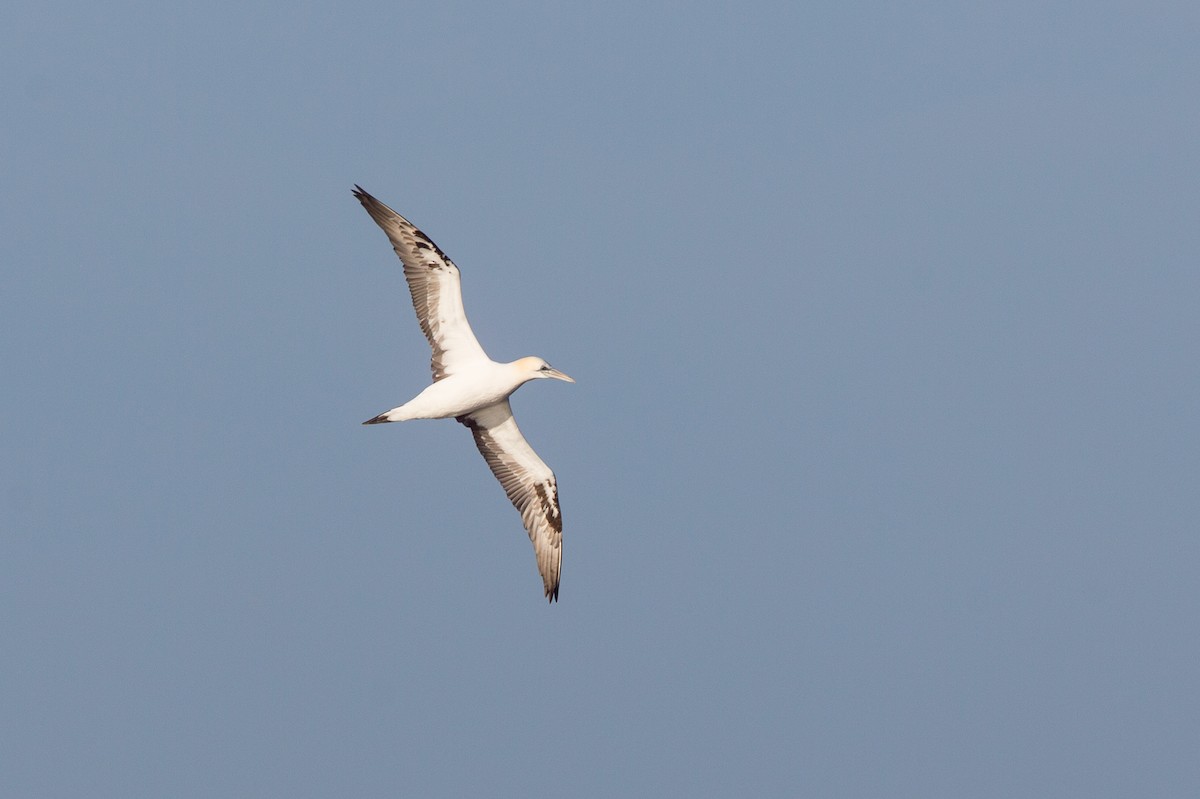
[352,186,574,602]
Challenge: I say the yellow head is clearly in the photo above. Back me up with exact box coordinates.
[515,357,575,383]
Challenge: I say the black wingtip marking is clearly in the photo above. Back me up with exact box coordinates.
[363,414,391,425]
[352,185,383,211]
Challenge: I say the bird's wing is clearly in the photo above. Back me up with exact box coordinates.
[353,186,490,381]
[458,401,563,601]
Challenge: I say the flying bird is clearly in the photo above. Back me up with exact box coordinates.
[353,186,574,601]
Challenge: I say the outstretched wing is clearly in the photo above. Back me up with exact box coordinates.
[353,186,490,381]
[458,401,563,601]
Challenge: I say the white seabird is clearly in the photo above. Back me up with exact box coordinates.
[353,186,574,602]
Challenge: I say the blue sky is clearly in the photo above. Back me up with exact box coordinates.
[3,2,1199,796]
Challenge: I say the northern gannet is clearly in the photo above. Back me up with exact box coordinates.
[353,186,574,602]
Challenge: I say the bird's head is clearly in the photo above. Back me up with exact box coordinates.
[516,356,575,383]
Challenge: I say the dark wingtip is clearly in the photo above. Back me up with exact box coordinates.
[352,185,375,205]
[547,585,559,603]
[362,414,391,425]
[352,186,395,225]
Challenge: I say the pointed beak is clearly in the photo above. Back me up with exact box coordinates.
[544,367,575,383]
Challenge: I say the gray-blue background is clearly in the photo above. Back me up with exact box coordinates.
[4,2,1198,796]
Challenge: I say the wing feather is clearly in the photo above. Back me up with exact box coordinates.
[353,186,490,381]
[458,401,563,601]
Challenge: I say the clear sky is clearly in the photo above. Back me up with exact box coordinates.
[3,1,1199,796]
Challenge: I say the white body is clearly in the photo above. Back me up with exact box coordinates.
[378,359,547,422]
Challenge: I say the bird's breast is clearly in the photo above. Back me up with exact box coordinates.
[408,366,523,419]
